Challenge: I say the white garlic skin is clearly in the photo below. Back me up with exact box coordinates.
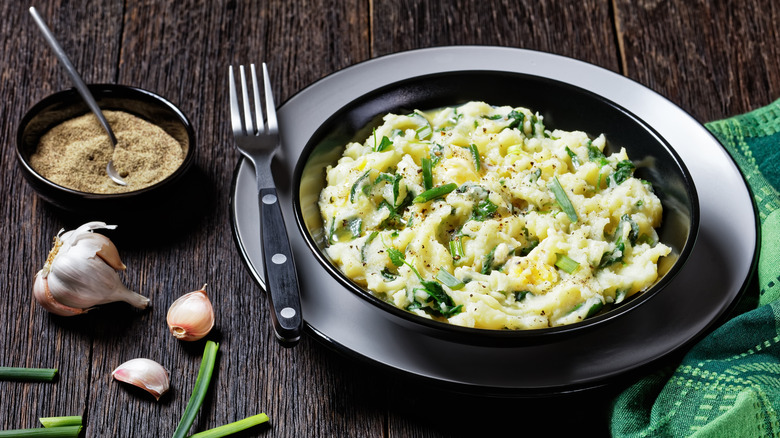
[112,358,170,400]
[166,284,215,341]
[32,222,149,316]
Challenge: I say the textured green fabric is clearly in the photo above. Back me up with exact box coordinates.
[610,98,780,437]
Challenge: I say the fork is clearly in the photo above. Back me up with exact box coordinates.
[229,63,302,346]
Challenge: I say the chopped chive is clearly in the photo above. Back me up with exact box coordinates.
[555,254,580,274]
[408,113,433,140]
[481,246,497,275]
[506,110,524,129]
[449,237,464,262]
[469,144,481,171]
[413,183,457,203]
[436,269,465,290]
[172,340,220,438]
[361,231,378,263]
[0,426,82,437]
[421,158,433,190]
[349,170,371,203]
[416,124,432,140]
[39,417,82,428]
[586,302,604,318]
[549,176,578,222]
[374,135,393,152]
[0,367,57,382]
[471,199,498,221]
[565,146,581,167]
[188,413,270,438]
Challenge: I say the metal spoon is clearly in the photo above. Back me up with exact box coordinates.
[28,6,127,186]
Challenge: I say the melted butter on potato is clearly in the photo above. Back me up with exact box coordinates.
[319,101,671,330]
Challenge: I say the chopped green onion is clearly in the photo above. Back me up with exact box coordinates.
[565,146,581,167]
[469,144,481,171]
[188,413,270,438]
[449,237,464,262]
[349,170,371,203]
[436,269,465,290]
[361,231,378,263]
[471,199,498,221]
[481,246,497,275]
[413,183,457,203]
[506,110,524,130]
[391,175,402,207]
[506,144,522,155]
[380,268,397,281]
[407,113,433,140]
[586,301,604,318]
[429,143,444,165]
[555,254,580,274]
[416,124,432,140]
[374,135,393,152]
[0,426,82,437]
[39,417,81,428]
[347,217,362,239]
[0,367,57,382]
[609,160,635,186]
[598,238,625,269]
[549,176,578,223]
[172,341,220,438]
[515,290,532,301]
[421,158,433,190]
[587,144,609,166]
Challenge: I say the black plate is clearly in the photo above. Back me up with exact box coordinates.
[294,70,698,346]
[231,46,757,396]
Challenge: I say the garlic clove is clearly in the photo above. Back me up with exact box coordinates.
[167,284,215,341]
[94,234,126,271]
[33,222,149,315]
[112,358,170,401]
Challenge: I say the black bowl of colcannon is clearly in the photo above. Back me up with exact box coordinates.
[294,71,699,345]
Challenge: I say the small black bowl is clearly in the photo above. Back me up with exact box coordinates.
[16,84,198,235]
[294,71,699,345]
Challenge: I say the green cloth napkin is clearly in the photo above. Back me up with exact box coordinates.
[610,98,780,437]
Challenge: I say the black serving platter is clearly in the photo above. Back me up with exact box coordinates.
[231,46,757,395]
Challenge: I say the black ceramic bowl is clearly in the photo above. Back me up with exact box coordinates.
[294,71,699,345]
[16,84,196,230]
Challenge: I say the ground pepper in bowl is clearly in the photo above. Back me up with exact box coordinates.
[30,110,184,194]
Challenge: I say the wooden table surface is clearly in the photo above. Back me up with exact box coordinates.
[2,1,778,436]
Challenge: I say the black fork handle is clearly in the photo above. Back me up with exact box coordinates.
[259,187,303,346]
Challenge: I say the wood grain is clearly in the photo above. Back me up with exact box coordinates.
[614,0,780,122]
[1,0,777,437]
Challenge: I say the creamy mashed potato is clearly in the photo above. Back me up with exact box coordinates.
[318,101,671,329]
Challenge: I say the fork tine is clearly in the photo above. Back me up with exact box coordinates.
[250,64,264,133]
[228,65,243,136]
[239,65,255,135]
[262,63,278,134]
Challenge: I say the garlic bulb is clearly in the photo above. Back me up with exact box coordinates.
[167,284,215,341]
[112,358,170,400]
[32,221,149,316]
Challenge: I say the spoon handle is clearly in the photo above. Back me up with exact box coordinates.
[28,6,117,145]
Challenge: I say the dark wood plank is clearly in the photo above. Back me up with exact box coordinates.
[614,0,780,122]
[2,0,779,436]
[0,0,124,430]
[370,2,621,437]
[371,0,620,72]
[84,1,377,437]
